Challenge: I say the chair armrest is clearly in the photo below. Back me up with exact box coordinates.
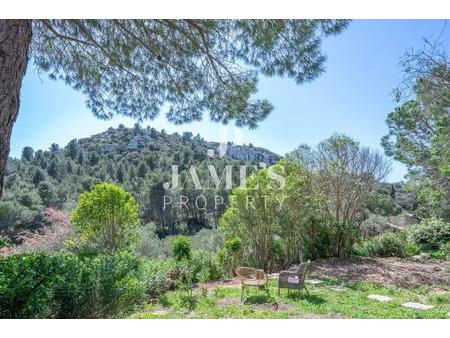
[279,270,296,277]
[279,270,297,282]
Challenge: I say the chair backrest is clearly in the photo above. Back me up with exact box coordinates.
[296,260,311,283]
[235,267,266,281]
[291,261,311,283]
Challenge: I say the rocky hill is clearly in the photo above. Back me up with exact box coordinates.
[78,124,280,165]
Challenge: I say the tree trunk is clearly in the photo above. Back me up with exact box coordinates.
[0,20,32,198]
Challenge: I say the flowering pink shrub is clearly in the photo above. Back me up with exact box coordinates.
[11,208,73,254]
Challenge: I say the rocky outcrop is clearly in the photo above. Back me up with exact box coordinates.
[225,145,280,164]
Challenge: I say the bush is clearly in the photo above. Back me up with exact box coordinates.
[224,237,242,253]
[171,235,191,261]
[71,183,140,252]
[217,237,243,277]
[0,252,145,318]
[366,190,402,216]
[355,232,407,258]
[410,218,450,251]
[142,258,178,298]
[189,251,223,282]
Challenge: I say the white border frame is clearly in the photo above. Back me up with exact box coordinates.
[0,0,449,19]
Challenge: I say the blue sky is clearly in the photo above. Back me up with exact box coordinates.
[11,20,449,182]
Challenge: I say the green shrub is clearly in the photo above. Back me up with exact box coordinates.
[270,237,286,269]
[217,237,243,277]
[224,237,242,253]
[171,235,191,261]
[410,218,450,251]
[142,258,177,298]
[189,251,223,282]
[0,252,145,318]
[140,252,222,300]
[366,190,402,216]
[355,232,407,258]
[71,183,140,251]
[91,251,145,315]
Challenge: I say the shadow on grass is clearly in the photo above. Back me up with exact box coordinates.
[286,293,326,305]
[244,294,275,305]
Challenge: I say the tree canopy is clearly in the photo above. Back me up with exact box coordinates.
[382,43,450,220]
[0,19,349,197]
[32,20,349,127]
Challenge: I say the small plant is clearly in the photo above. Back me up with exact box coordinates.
[175,266,197,310]
[218,237,242,277]
[224,237,242,253]
[189,251,223,282]
[171,235,192,261]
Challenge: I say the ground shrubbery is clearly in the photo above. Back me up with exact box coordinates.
[355,218,450,259]
[410,218,450,251]
[0,223,225,318]
[0,251,145,318]
[354,232,409,258]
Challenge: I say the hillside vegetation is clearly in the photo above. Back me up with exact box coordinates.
[1,124,279,241]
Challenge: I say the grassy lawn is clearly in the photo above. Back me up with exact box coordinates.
[130,277,450,319]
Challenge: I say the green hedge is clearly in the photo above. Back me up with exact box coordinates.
[0,249,225,318]
[0,252,145,318]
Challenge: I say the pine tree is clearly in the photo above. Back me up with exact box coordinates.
[21,146,34,162]
[32,168,46,185]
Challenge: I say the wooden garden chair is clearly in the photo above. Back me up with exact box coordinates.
[235,267,269,300]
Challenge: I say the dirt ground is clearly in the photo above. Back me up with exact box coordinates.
[199,257,450,290]
[309,256,450,288]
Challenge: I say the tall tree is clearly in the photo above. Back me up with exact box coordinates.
[66,139,79,160]
[382,42,450,220]
[0,21,32,195]
[21,146,34,162]
[0,19,349,197]
[288,134,391,256]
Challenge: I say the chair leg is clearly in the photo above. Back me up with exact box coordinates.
[304,285,310,296]
[241,285,244,301]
